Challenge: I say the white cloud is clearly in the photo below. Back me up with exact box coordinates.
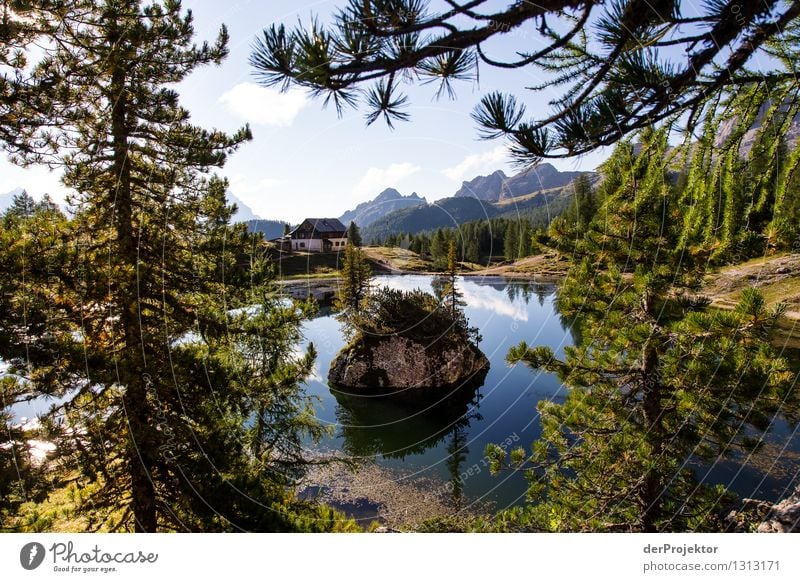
[351,162,420,200]
[219,82,309,127]
[442,146,509,182]
[461,284,529,322]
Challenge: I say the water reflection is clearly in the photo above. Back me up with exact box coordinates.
[331,366,487,462]
[460,283,529,321]
[299,275,800,508]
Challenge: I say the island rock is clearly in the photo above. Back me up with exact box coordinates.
[328,334,488,393]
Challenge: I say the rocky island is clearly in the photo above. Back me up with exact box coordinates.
[328,326,488,392]
[329,248,489,394]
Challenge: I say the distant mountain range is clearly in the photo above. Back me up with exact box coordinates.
[453,163,591,202]
[359,164,597,241]
[361,197,498,241]
[339,188,427,227]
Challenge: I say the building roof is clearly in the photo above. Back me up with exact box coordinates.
[292,218,347,234]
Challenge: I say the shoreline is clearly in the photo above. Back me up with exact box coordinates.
[297,452,492,530]
[277,250,800,326]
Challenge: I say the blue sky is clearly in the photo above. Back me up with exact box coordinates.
[0,0,609,222]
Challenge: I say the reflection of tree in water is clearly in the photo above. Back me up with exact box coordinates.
[446,424,469,510]
[534,284,549,307]
[330,368,486,469]
[503,281,552,306]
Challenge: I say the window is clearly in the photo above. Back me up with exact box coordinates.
[300,242,305,248]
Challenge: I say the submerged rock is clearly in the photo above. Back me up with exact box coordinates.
[328,333,488,393]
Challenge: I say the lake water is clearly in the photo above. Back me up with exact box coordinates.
[301,275,800,511]
[9,274,798,512]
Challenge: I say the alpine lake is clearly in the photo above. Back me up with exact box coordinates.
[9,274,799,520]
[298,274,800,514]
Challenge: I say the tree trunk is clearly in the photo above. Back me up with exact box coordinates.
[640,339,664,533]
[110,35,157,533]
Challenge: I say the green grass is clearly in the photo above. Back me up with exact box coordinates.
[757,277,800,307]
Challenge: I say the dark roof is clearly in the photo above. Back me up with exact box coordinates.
[292,218,347,234]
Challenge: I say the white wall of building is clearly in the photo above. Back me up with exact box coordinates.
[292,237,347,252]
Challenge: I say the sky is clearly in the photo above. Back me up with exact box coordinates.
[0,0,609,223]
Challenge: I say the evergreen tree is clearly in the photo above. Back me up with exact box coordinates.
[503,222,519,261]
[5,189,35,217]
[677,85,800,261]
[442,240,465,322]
[519,222,532,258]
[0,1,66,154]
[465,238,480,263]
[488,131,795,532]
[347,220,362,247]
[250,1,800,164]
[336,240,373,328]
[0,200,70,525]
[0,1,339,532]
[549,174,599,251]
[430,228,447,267]
[571,174,597,230]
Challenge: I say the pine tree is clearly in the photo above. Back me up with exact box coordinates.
[0,1,67,154]
[503,222,519,261]
[6,190,35,217]
[430,228,447,267]
[336,241,373,329]
[488,131,795,532]
[443,240,465,321]
[250,1,800,164]
[347,220,362,247]
[0,1,337,532]
[676,84,800,261]
[573,174,597,229]
[519,222,532,258]
[465,238,480,263]
[0,200,70,524]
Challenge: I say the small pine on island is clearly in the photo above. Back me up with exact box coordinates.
[329,241,488,393]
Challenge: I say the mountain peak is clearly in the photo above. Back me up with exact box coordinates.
[339,188,427,227]
[452,164,593,201]
[453,170,508,201]
[225,190,261,222]
[374,187,403,202]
